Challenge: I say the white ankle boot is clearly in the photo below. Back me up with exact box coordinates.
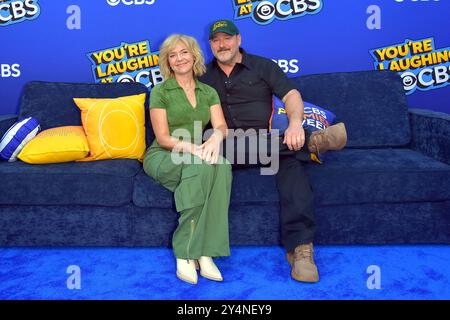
[176,259,198,284]
[197,256,223,281]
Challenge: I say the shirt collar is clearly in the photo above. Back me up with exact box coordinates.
[239,48,251,69]
[212,47,251,71]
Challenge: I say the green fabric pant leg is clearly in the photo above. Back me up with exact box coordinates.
[143,149,232,259]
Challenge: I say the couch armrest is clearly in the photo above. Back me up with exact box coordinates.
[0,114,18,138]
[409,108,450,165]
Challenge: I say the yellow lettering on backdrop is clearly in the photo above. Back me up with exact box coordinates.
[422,39,433,53]
[127,44,139,57]
[138,42,149,55]
[96,66,107,78]
[91,52,104,64]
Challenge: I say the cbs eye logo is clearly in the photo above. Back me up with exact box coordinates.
[253,0,322,24]
[401,72,417,91]
[255,2,275,22]
[106,0,155,6]
[401,66,450,94]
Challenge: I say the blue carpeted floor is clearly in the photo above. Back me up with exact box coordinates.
[0,245,449,300]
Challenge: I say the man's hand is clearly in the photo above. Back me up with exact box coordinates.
[283,124,305,151]
[281,89,305,151]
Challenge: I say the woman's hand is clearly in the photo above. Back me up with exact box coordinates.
[172,141,204,159]
[191,144,205,160]
[200,130,223,164]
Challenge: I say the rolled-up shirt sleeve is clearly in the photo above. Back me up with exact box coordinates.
[264,60,297,100]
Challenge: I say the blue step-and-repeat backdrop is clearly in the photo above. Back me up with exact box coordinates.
[1,0,449,115]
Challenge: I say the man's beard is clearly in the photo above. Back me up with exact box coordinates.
[216,49,235,64]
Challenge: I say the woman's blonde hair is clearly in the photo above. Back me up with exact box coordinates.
[159,34,206,79]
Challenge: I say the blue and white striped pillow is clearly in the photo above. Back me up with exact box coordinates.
[0,117,41,162]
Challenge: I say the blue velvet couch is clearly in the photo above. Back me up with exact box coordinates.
[1,70,449,246]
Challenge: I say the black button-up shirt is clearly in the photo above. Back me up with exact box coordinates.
[199,48,296,130]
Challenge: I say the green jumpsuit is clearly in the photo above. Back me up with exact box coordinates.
[143,77,232,259]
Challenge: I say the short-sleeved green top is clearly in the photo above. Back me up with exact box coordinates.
[149,77,220,151]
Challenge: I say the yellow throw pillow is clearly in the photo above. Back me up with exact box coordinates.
[18,126,90,164]
[73,93,146,161]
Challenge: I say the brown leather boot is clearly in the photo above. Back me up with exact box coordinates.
[308,122,347,154]
[286,243,319,283]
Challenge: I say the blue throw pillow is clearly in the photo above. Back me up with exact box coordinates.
[0,117,41,162]
[270,96,336,133]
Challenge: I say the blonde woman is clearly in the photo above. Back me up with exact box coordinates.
[143,34,232,284]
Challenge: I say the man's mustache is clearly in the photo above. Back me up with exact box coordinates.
[218,48,230,53]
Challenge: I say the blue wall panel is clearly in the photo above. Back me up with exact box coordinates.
[1,0,449,115]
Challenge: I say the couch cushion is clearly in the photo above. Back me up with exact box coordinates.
[133,169,174,208]
[307,148,450,205]
[133,149,450,208]
[230,149,450,205]
[0,159,141,206]
[291,71,411,148]
[133,165,281,208]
